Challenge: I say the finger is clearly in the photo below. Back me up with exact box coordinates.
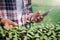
[34,18,40,22]
[1,19,12,25]
[4,23,13,30]
[39,16,44,21]
[34,10,41,16]
[40,16,44,19]
[35,16,43,22]
[39,10,41,14]
[29,13,33,16]
[12,22,18,26]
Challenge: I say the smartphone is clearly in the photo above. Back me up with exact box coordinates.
[41,8,54,17]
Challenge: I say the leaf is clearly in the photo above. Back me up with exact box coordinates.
[0,28,5,37]
[56,26,60,30]
[24,36,28,40]
[40,35,44,40]
[35,34,39,38]
[13,32,18,40]
[44,35,48,40]
[52,31,56,36]
[29,32,34,36]
[27,34,32,38]
[6,38,10,40]
[36,38,40,40]
[39,29,42,32]
[21,30,26,33]
[9,32,12,38]
[47,31,51,36]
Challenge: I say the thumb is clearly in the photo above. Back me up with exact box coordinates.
[34,10,41,16]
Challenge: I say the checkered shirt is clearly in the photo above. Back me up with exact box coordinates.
[0,0,32,25]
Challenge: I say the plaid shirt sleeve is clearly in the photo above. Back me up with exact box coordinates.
[22,0,33,14]
[0,0,32,24]
[0,0,18,23]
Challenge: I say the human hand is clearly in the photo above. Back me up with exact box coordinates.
[1,18,18,30]
[21,10,44,26]
[29,11,44,22]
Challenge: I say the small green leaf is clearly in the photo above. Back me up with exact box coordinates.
[24,36,28,40]
[36,38,40,40]
[27,34,32,38]
[9,32,12,38]
[29,32,34,36]
[35,34,39,38]
[6,38,10,40]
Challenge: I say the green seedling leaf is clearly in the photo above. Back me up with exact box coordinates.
[35,33,39,38]
[27,34,32,38]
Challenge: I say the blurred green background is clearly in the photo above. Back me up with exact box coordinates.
[32,0,60,24]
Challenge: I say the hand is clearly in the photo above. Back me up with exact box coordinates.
[21,10,44,25]
[29,11,44,22]
[1,18,18,30]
